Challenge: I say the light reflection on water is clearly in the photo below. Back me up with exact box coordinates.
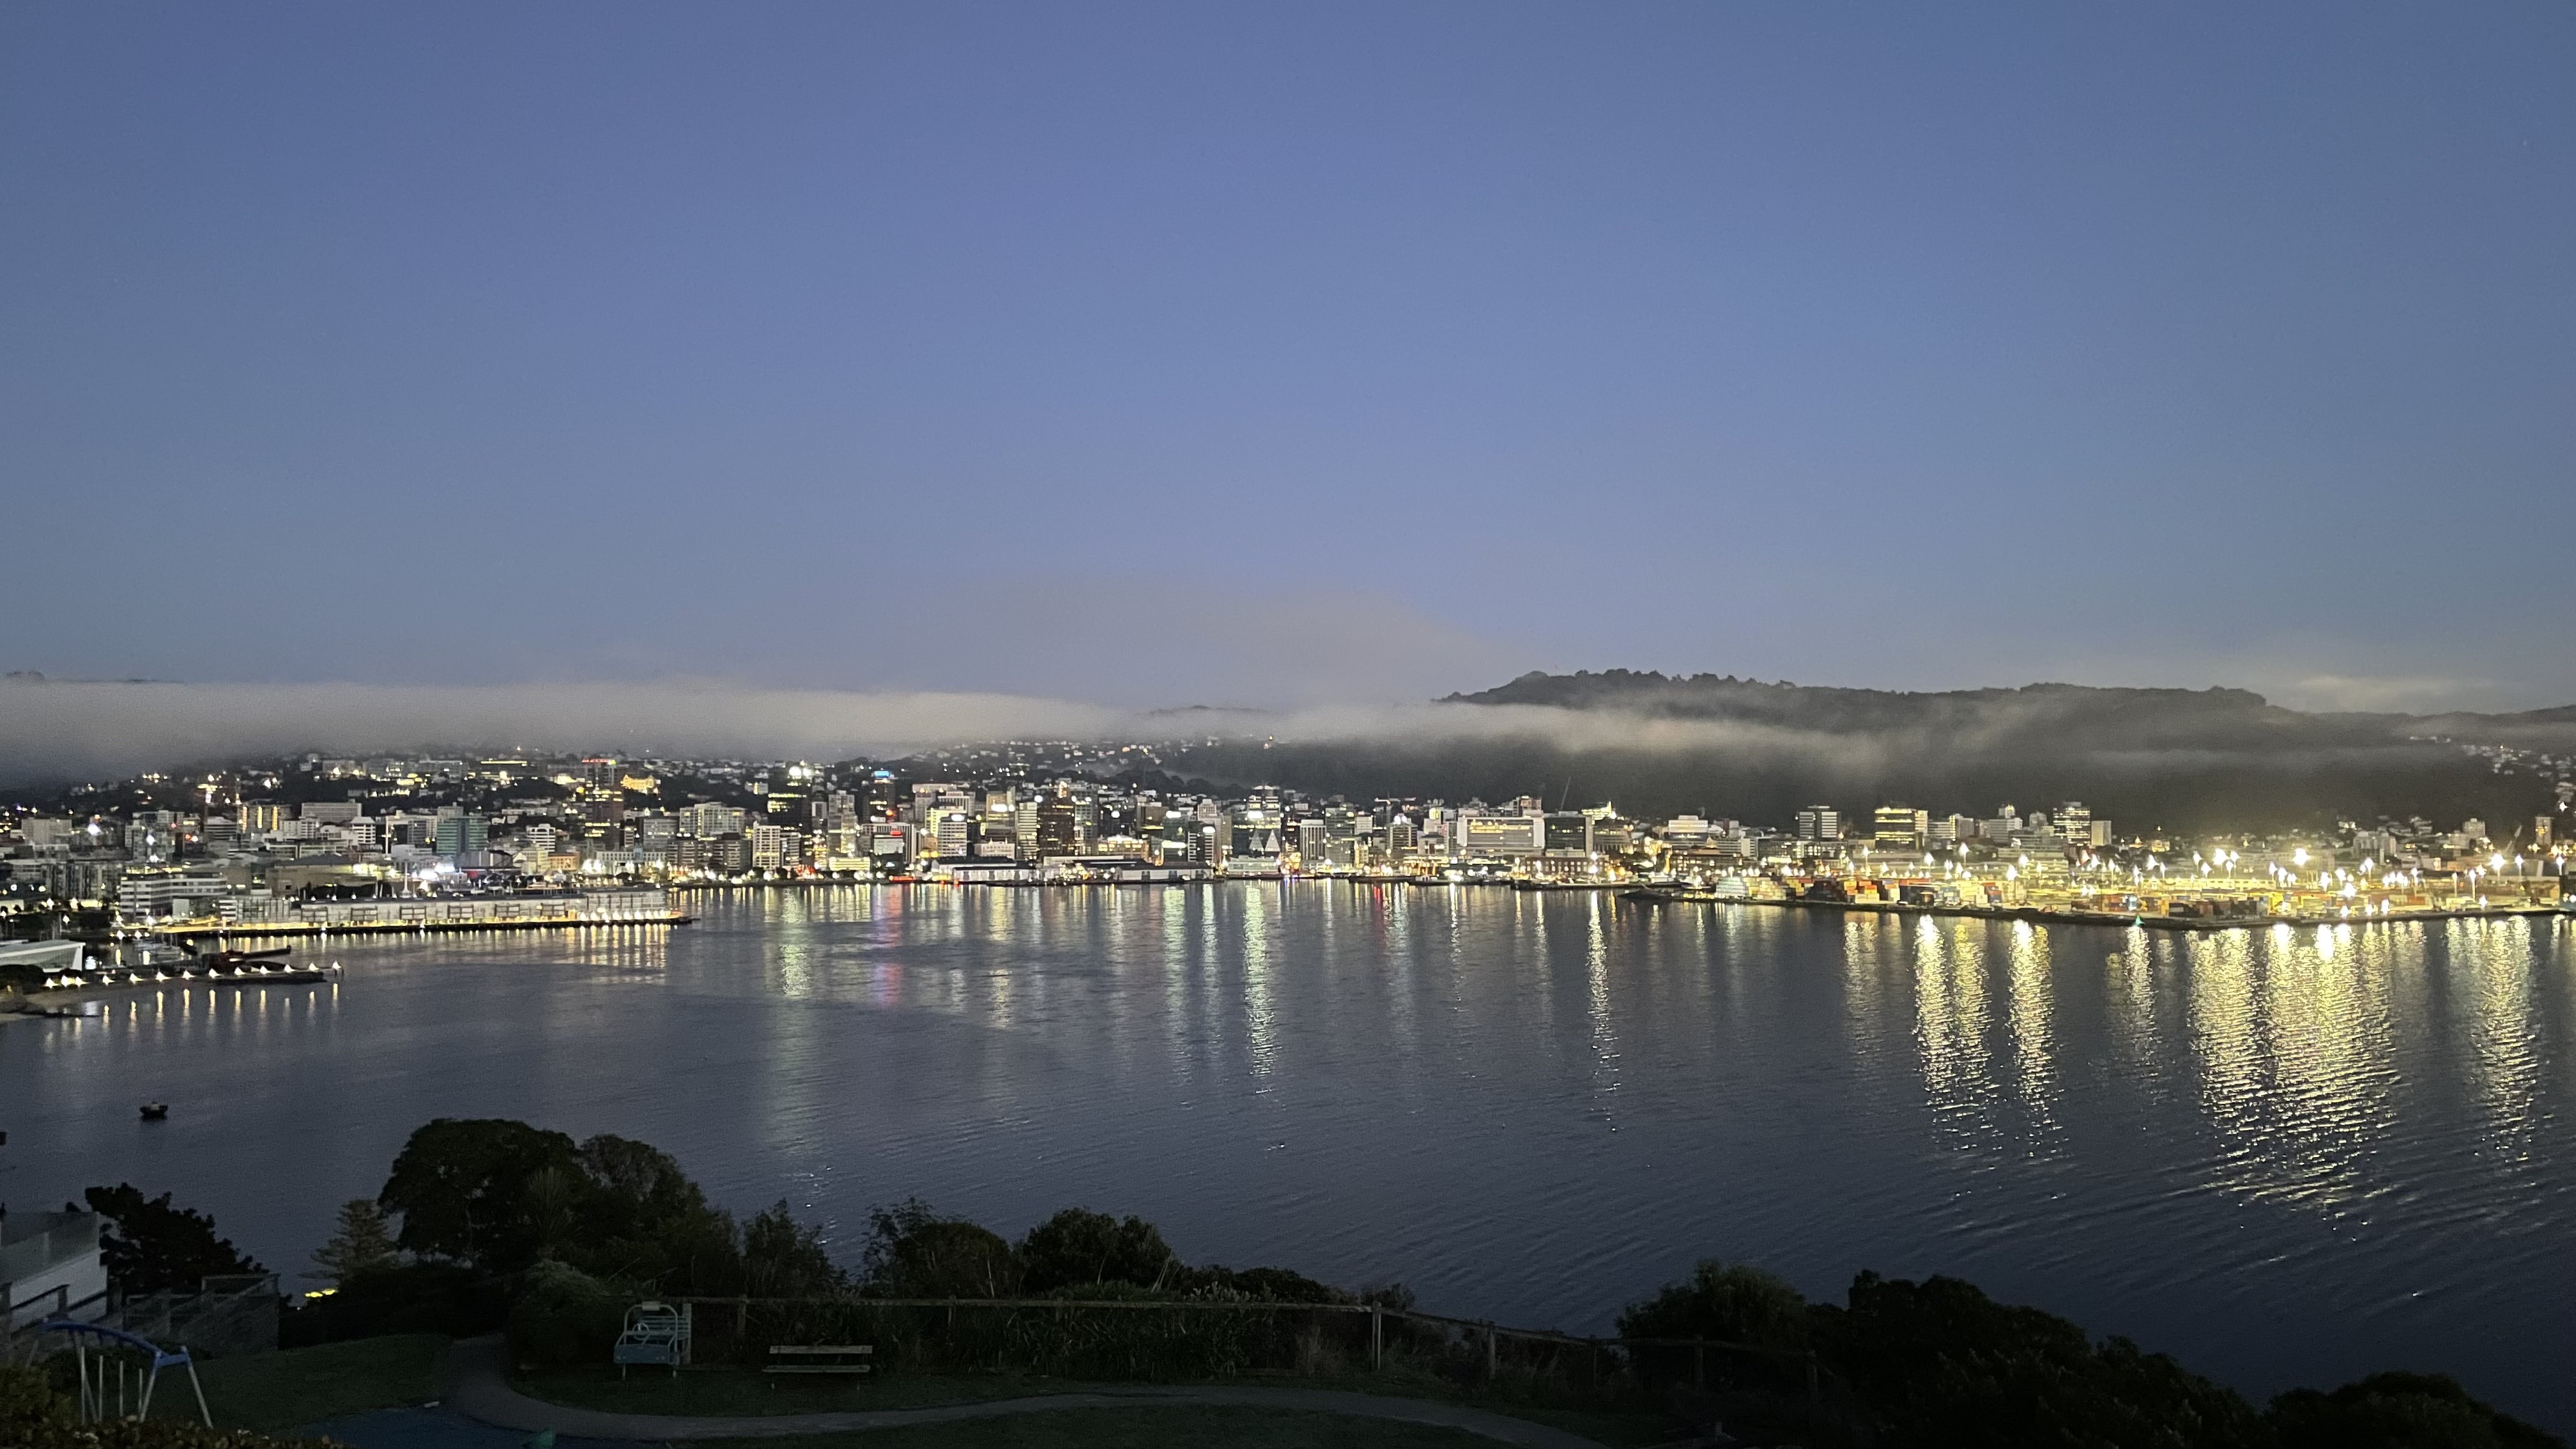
[1,888,2570,1433]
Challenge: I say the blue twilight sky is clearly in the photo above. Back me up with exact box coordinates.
[4,3,2570,713]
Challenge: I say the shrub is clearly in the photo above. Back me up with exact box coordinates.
[1814,1271,2266,1449]
[862,1200,1018,1298]
[744,1200,846,1299]
[506,1260,643,1370]
[2,1362,73,1434]
[2269,1371,2562,1449]
[1000,1281,1261,1381]
[280,1261,509,1347]
[1181,1264,1352,1305]
[11,1424,337,1449]
[6,1369,332,1448]
[1617,1259,1812,1396]
[1619,1260,1809,1349]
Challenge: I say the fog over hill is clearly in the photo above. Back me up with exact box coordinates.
[3,669,2568,836]
[1168,671,2576,836]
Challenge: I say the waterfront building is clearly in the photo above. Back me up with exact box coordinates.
[116,866,229,923]
[2,1210,106,1330]
[933,809,976,859]
[1873,805,1928,848]
[433,810,488,859]
[1458,810,1544,857]
[749,824,802,870]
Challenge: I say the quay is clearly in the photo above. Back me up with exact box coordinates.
[663,874,2568,933]
[161,914,692,942]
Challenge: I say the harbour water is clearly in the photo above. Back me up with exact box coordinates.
[3,884,2571,1431]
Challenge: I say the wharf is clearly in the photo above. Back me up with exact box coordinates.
[4,962,342,1016]
[1621,891,2566,933]
[159,914,693,942]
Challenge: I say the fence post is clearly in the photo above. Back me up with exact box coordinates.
[1370,1306,1382,1372]
[1807,1351,1820,1404]
[1485,1323,1497,1381]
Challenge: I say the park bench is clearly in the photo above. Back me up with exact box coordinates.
[613,1302,691,1377]
[765,1344,873,1377]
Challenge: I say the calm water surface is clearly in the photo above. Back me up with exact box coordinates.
[4,885,2572,1430]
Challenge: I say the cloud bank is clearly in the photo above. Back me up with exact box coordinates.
[0,680,1814,783]
[0,680,1128,783]
[7,673,2563,792]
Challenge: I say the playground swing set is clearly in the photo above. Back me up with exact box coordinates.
[19,1318,215,1427]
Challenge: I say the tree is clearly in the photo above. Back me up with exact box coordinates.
[862,1199,1018,1298]
[569,1134,742,1296]
[1018,1208,1177,1293]
[577,1135,709,1239]
[309,1199,401,1285]
[377,1118,581,1273]
[79,1184,263,1295]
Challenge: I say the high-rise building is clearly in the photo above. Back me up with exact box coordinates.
[2056,802,2092,845]
[1230,799,1282,861]
[1032,796,1087,857]
[433,810,489,859]
[1795,806,1841,842]
[689,802,746,838]
[750,824,802,870]
[1873,805,1927,848]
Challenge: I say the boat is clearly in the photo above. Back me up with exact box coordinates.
[186,945,293,967]
[139,1102,169,1122]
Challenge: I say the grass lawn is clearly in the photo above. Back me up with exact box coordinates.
[516,1363,1074,1414]
[142,1334,448,1432]
[705,1404,1503,1448]
[516,1363,1675,1446]
[1247,1367,1674,1448]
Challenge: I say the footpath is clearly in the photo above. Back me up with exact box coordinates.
[433,1336,1611,1449]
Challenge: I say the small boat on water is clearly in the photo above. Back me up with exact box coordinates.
[189,946,294,967]
[139,1102,169,1121]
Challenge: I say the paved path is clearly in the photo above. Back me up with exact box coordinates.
[437,1337,1607,1448]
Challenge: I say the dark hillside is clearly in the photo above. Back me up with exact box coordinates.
[1178,672,2570,834]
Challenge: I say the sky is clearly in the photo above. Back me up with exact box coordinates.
[4,2,2570,716]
